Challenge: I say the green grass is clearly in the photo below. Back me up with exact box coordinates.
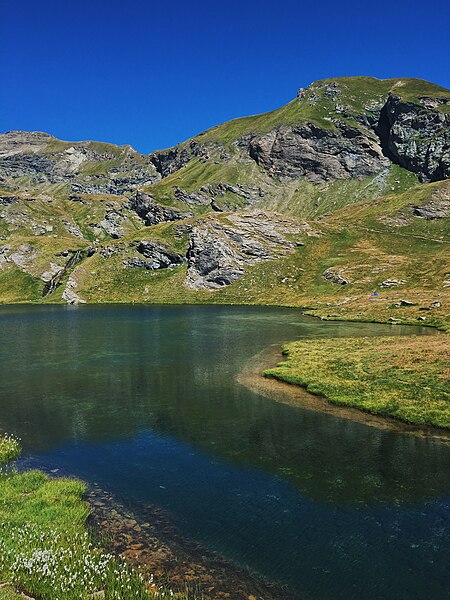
[1,180,449,340]
[0,437,196,600]
[264,335,450,428]
[192,77,449,146]
[0,585,24,600]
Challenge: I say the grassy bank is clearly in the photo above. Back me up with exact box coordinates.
[263,335,450,429]
[0,436,187,599]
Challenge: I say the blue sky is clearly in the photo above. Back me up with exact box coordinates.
[1,0,449,154]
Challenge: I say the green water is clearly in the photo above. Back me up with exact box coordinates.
[0,304,449,599]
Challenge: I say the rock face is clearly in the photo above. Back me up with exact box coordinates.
[124,241,185,270]
[129,191,192,225]
[150,139,211,177]
[62,274,85,304]
[410,181,450,219]
[0,131,160,194]
[247,123,388,182]
[0,78,449,303]
[376,94,450,182]
[186,212,307,289]
[146,78,450,194]
[412,200,450,219]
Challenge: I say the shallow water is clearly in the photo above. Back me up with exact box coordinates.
[0,304,449,599]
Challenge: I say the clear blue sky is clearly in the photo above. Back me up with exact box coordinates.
[1,0,449,154]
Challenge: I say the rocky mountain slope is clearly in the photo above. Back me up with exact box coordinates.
[0,76,449,328]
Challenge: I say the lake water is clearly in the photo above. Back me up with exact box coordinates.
[0,305,449,599]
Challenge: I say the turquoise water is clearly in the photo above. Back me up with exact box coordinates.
[0,305,449,599]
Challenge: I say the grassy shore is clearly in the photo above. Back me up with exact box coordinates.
[0,436,190,600]
[263,335,450,429]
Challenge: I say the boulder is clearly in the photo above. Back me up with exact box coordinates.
[322,268,349,285]
[129,191,192,225]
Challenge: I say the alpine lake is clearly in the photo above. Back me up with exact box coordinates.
[0,304,449,600]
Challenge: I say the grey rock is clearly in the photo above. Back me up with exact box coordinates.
[99,245,126,258]
[8,243,40,269]
[129,191,192,225]
[97,211,125,239]
[247,123,388,182]
[393,299,417,307]
[173,187,211,206]
[412,201,450,219]
[429,301,441,308]
[0,131,159,195]
[62,274,85,304]
[0,244,11,268]
[43,250,86,296]
[68,194,85,203]
[381,278,406,287]
[63,219,85,239]
[149,139,211,177]
[186,212,306,289]
[376,94,450,182]
[124,241,185,270]
[411,182,450,219]
[322,268,349,285]
[0,195,18,205]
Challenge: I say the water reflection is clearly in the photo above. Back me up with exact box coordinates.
[1,305,449,599]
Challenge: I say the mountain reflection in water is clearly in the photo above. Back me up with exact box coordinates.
[0,305,449,599]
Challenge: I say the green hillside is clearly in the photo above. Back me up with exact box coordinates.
[0,75,448,333]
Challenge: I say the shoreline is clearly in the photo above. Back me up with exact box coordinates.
[237,343,450,444]
[13,458,296,600]
[0,300,446,332]
[86,482,296,600]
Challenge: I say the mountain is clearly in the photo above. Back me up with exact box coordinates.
[0,76,449,329]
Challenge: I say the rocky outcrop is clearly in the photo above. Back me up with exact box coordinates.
[99,244,127,258]
[412,200,450,219]
[129,191,192,225]
[7,243,40,270]
[62,273,85,304]
[186,212,308,289]
[0,131,160,194]
[376,94,450,182]
[411,182,450,219]
[322,268,349,285]
[63,219,85,239]
[150,139,211,177]
[124,241,185,270]
[97,210,126,239]
[173,187,211,206]
[0,195,18,205]
[246,123,388,182]
[381,279,406,288]
[42,249,90,296]
[173,183,264,211]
